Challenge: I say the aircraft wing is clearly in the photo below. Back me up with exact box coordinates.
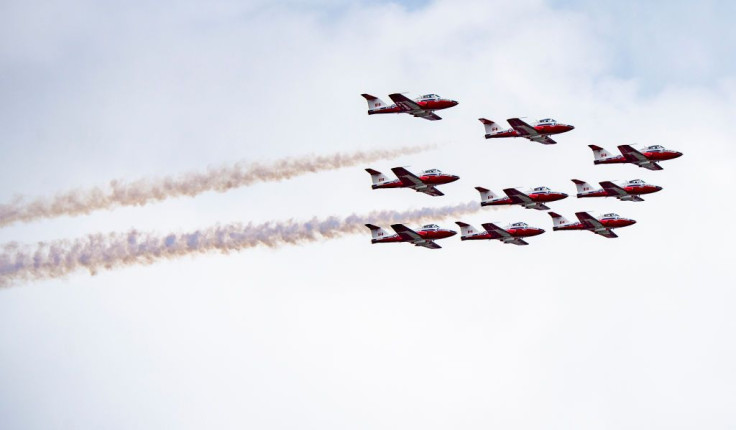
[509,238,529,246]
[415,240,441,249]
[412,111,442,121]
[503,188,550,210]
[390,223,423,241]
[391,167,444,195]
[507,117,556,143]
[421,187,444,196]
[599,181,629,197]
[389,93,442,121]
[592,228,617,238]
[389,93,422,111]
[390,224,441,248]
[481,222,510,239]
[575,212,618,238]
[618,145,663,170]
[529,135,557,145]
[391,167,424,187]
[507,118,539,136]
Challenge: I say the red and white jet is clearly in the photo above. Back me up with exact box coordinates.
[479,117,574,145]
[476,186,568,210]
[548,211,636,239]
[572,179,662,202]
[589,144,683,171]
[456,221,545,246]
[365,223,456,249]
[361,93,458,121]
[366,167,459,197]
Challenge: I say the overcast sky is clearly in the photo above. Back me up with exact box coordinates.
[1,0,735,428]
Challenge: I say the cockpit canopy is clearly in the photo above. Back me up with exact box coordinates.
[510,222,528,228]
[601,213,620,219]
[628,179,645,185]
[537,118,557,126]
[533,186,551,193]
[418,94,440,101]
[421,224,440,231]
[646,145,665,151]
[422,168,442,176]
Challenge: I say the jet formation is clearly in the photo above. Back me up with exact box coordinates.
[361,91,683,247]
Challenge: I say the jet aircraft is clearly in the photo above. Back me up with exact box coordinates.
[361,93,458,121]
[479,117,574,144]
[475,186,567,210]
[572,179,662,202]
[456,221,545,246]
[366,167,459,197]
[548,211,636,239]
[365,223,456,249]
[589,144,682,171]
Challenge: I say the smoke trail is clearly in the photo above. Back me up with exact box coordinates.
[0,201,485,287]
[0,145,434,228]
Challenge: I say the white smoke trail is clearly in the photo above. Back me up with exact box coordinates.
[0,145,434,228]
[0,201,485,287]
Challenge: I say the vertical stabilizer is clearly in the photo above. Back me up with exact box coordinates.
[479,118,504,137]
[361,94,389,112]
[588,145,611,162]
[548,212,571,230]
[365,224,390,241]
[571,179,594,196]
[365,168,391,187]
[475,186,499,204]
[455,221,478,239]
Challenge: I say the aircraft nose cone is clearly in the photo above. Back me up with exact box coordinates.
[538,228,546,235]
[568,125,575,130]
[630,219,637,225]
[448,230,457,236]
[674,151,683,158]
[451,100,459,106]
[655,185,663,191]
[560,192,569,199]
[451,175,460,182]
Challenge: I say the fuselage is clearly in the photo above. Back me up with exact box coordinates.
[368,97,458,115]
[486,123,574,139]
[596,147,683,165]
[372,228,456,244]
[554,215,636,231]
[482,188,568,206]
[462,225,545,240]
[372,172,460,189]
[578,181,663,198]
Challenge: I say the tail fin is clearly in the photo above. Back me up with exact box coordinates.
[588,145,611,162]
[571,179,594,196]
[365,168,391,188]
[479,118,504,138]
[455,221,478,239]
[475,186,499,205]
[361,94,389,112]
[547,212,571,230]
[365,224,390,241]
